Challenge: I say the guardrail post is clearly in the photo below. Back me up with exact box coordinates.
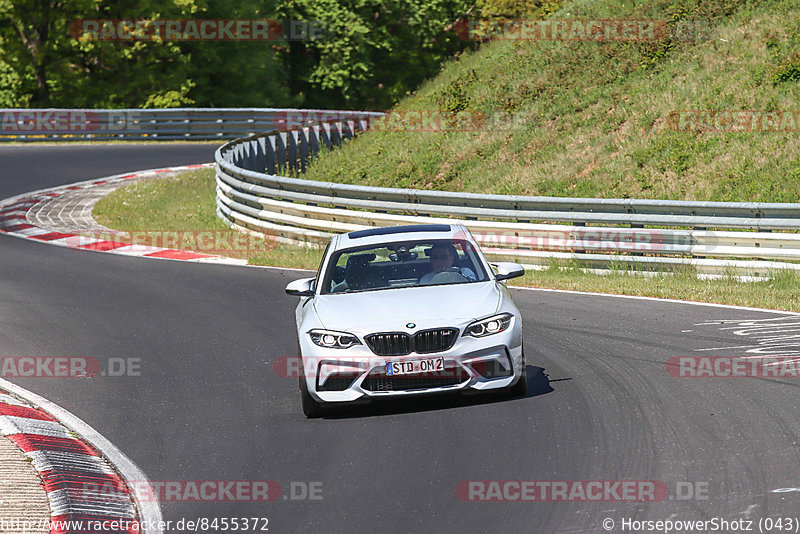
[255,137,267,173]
[265,136,276,174]
[275,133,287,172]
[297,128,310,172]
[239,144,249,167]
[319,123,333,149]
[232,144,243,166]
[286,130,299,172]
[342,120,354,140]
[242,141,254,171]
[573,222,586,254]
[328,123,342,147]
[308,125,321,159]
[630,223,644,256]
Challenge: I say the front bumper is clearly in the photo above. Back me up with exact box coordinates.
[299,330,523,403]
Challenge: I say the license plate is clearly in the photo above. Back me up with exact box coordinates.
[386,357,444,376]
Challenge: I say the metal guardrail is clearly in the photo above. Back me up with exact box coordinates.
[8,106,798,276]
[214,113,800,277]
[0,108,376,141]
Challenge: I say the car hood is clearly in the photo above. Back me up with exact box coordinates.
[313,282,501,333]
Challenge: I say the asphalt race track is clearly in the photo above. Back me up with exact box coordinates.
[1,144,798,533]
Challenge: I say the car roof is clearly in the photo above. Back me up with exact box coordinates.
[348,224,451,239]
[334,224,471,250]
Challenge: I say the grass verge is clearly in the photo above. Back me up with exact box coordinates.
[300,0,800,203]
[519,264,800,312]
[93,168,800,312]
[92,167,322,269]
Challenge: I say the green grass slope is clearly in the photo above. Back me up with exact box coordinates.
[301,0,800,202]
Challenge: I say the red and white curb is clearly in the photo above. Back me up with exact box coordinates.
[0,163,245,266]
[0,381,154,534]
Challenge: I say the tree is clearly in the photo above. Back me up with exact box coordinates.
[178,0,294,108]
[0,0,204,107]
[0,0,482,109]
[0,0,295,108]
[276,0,474,109]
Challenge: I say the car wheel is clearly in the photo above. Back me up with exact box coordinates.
[297,347,324,418]
[300,377,324,418]
[508,350,527,397]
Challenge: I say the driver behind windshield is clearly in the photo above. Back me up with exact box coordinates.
[420,242,477,284]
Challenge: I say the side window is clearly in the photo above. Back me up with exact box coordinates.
[461,242,484,276]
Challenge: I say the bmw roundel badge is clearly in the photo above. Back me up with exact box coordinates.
[406,322,416,329]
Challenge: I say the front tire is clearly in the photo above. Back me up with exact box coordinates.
[508,350,527,397]
[297,343,324,418]
[300,377,324,418]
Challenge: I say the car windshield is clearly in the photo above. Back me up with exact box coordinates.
[319,239,490,294]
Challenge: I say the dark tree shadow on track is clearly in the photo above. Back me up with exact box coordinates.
[320,365,559,419]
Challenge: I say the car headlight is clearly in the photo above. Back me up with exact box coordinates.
[464,313,513,338]
[309,329,362,349]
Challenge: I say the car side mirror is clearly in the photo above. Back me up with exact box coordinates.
[492,262,525,281]
[286,277,316,296]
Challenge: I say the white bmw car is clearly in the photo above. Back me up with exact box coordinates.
[285,224,527,417]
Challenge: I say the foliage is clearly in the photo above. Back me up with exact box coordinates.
[0,34,26,106]
[477,0,562,19]
[176,0,293,107]
[0,0,198,107]
[0,0,299,108]
[769,15,800,83]
[274,0,474,109]
[0,0,479,109]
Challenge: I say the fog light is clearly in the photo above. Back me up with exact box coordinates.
[318,372,360,391]
[474,358,512,378]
